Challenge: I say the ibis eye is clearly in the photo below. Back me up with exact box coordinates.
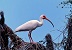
[43,15,46,19]
[43,15,45,17]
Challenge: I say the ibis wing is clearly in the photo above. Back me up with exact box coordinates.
[15,20,38,32]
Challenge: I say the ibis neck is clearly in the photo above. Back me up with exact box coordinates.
[39,18,43,26]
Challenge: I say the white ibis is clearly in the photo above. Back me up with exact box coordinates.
[15,14,54,43]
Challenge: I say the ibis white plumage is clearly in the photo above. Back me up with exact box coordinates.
[15,14,54,43]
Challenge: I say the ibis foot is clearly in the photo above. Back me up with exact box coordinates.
[30,40,37,44]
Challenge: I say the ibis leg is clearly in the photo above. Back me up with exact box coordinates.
[28,30,33,43]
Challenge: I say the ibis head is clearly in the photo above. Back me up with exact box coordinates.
[40,14,54,27]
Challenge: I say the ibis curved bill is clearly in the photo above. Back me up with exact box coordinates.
[15,14,54,43]
[45,17,54,27]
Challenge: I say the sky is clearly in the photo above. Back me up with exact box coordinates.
[0,0,70,43]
